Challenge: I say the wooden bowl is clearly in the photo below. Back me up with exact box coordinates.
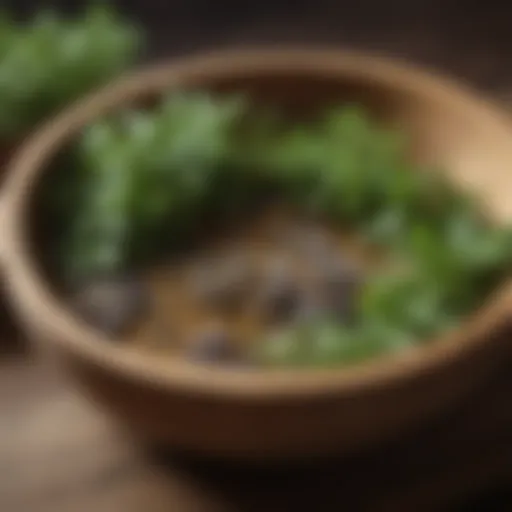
[2,48,512,459]
[0,141,29,349]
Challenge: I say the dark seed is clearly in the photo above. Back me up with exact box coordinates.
[258,257,301,323]
[73,276,149,337]
[185,328,240,364]
[189,253,254,313]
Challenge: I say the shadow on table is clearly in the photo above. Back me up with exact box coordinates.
[144,363,512,511]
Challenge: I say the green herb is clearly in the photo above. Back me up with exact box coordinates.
[0,4,141,140]
[61,93,247,278]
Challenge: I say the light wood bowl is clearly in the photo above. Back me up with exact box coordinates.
[2,48,512,459]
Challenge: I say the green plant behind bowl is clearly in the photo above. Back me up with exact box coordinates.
[0,4,142,141]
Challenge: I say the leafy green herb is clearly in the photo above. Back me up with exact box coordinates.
[61,93,247,278]
[0,4,141,140]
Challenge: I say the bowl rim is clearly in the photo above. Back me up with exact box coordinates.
[3,46,512,401]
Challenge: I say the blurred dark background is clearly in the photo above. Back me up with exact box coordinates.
[6,0,512,98]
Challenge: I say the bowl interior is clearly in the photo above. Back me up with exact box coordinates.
[30,62,512,283]
[9,51,512,397]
